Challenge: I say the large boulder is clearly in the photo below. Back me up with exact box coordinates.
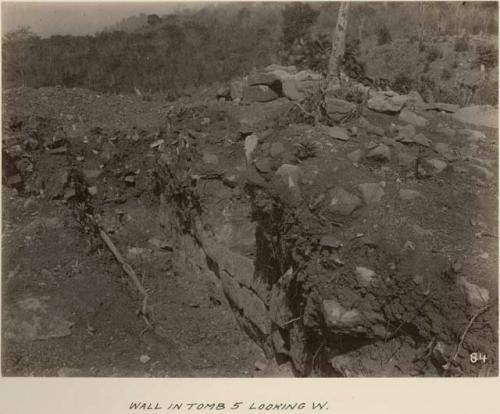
[265,64,298,76]
[243,85,280,103]
[216,86,231,100]
[272,164,303,206]
[357,183,385,204]
[248,72,281,88]
[424,102,459,113]
[367,91,408,113]
[264,66,323,102]
[359,117,384,136]
[398,109,429,128]
[451,105,498,129]
[324,94,357,122]
[327,187,362,216]
[281,79,305,101]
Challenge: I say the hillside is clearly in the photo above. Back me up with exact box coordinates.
[2,62,498,376]
[1,2,498,379]
[2,2,498,106]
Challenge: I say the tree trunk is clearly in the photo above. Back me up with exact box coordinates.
[327,2,350,90]
[358,17,365,45]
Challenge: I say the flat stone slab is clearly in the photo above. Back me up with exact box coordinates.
[4,297,74,341]
[368,92,408,113]
[323,126,350,141]
[452,105,498,129]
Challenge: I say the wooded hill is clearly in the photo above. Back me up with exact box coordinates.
[2,2,498,102]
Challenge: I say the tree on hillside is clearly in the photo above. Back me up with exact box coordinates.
[2,26,39,43]
[147,14,162,26]
[327,2,350,91]
[2,27,40,88]
[282,2,320,54]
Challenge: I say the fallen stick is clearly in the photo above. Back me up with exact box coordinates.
[292,102,316,118]
[443,304,490,374]
[99,229,152,329]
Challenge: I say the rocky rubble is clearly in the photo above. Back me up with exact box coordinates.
[2,78,498,377]
[217,64,323,104]
[151,87,497,376]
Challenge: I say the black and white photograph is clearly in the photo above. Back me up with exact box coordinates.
[1,0,498,381]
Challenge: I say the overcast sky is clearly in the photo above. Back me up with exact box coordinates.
[1,1,205,37]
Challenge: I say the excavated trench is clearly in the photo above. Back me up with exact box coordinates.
[154,118,496,377]
[4,94,497,377]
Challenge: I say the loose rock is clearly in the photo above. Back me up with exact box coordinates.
[367,92,408,113]
[139,355,151,364]
[4,297,74,341]
[243,85,279,103]
[398,109,429,128]
[452,105,498,129]
[248,72,280,88]
[457,277,490,308]
[244,134,259,161]
[323,298,363,329]
[424,102,459,113]
[281,79,305,101]
[347,149,362,164]
[396,124,417,142]
[458,129,486,142]
[254,360,268,371]
[426,159,448,173]
[202,152,219,165]
[328,187,362,216]
[323,126,350,141]
[357,183,385,204]
[255,158,273,173]
[355,266,377,287]
[399,189,421,201]
[398,152,417,170]
[359,117,384,136]
[435,142,456,161]
[270,142,285,157]
[324,95,357,122]
[366,144,391,161]
[319,234,342,249]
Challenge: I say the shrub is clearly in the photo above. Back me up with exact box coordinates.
[441,68,452,80]
[475,44,498,69]
[473,80,498,105]
[426,46,443,62]
[340,39,366,81]
[391,73,414,95]
[295,141,317,160]
[331,82,365,104]
[282,2,320,50]
[415,76,436,101]
[454,37,469,52]
[377,25,392,46]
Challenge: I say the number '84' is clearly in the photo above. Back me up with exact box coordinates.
[470,352,488,363]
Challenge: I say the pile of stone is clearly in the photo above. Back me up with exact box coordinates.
[217,64,323,104]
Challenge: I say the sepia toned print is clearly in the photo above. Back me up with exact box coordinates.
[1,1,498,378]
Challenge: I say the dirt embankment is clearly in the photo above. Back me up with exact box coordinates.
[155,98,497,377]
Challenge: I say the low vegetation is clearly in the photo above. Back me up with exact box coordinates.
[2,2,498,105]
